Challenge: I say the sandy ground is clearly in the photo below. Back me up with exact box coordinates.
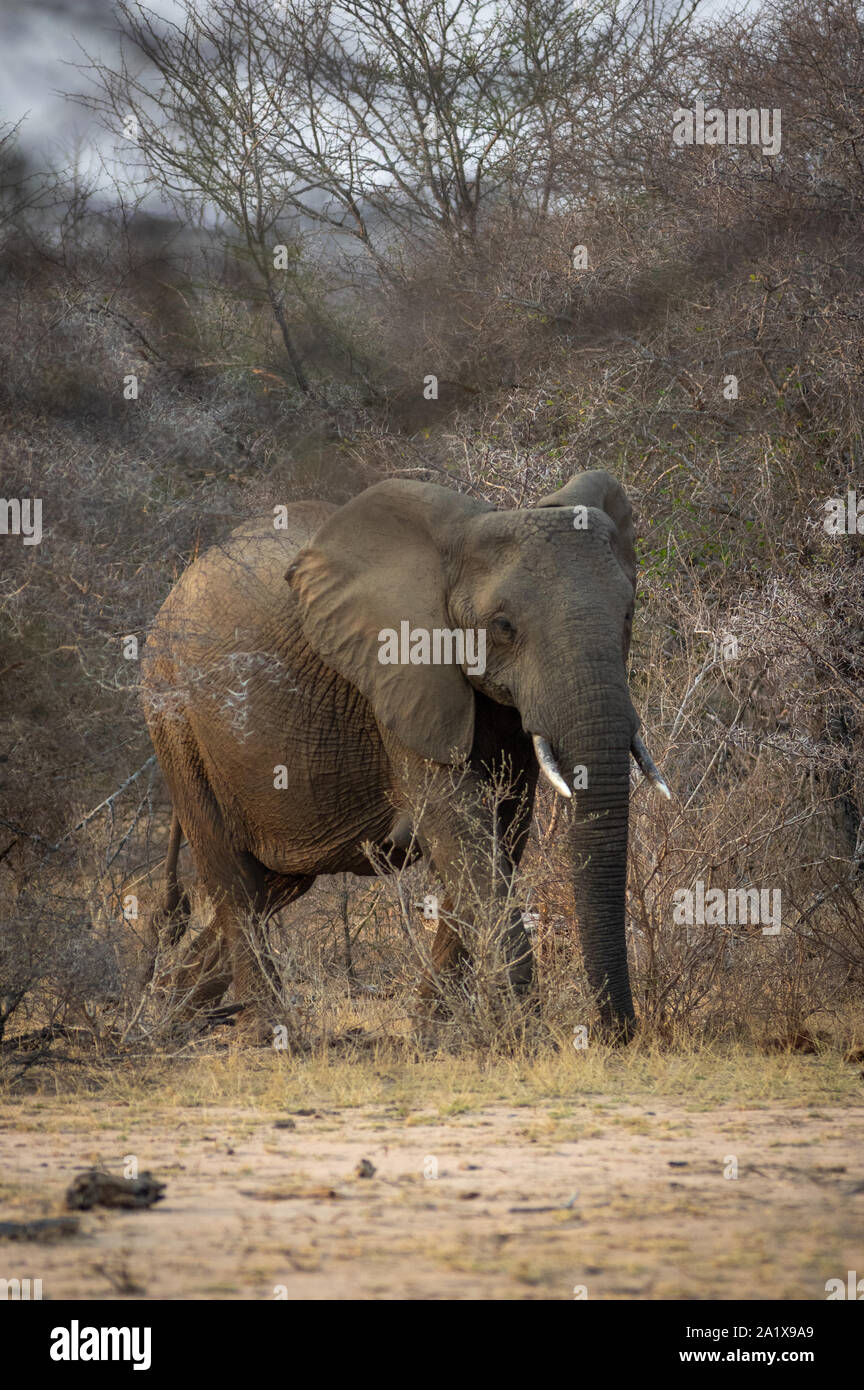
[2,1096,863,1300]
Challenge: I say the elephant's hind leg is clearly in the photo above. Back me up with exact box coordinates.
[170,909,234,1016]
[149,724,313,1033]
[144,814,192,987]
[170,860,313,1038]
[224,865,315,1042]
[157,812,192,945]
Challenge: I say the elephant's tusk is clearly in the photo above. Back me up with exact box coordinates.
[631,733,671,800]
[532,734,572,799]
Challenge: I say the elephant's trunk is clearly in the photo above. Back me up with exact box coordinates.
[567,717,635,1041]
[529,666,637,1041]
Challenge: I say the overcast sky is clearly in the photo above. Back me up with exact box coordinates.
[1,0,739,140]
[0,0,183,150]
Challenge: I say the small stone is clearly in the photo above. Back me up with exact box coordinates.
[355,1158,376,1179]
[66,1171,165,1211]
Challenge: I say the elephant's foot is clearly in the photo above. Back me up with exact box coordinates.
[417,969,465,1022]
[417,957,536,1020]
[167,959,233,1019]
[228,947,289,1049]
[150,914,232,1016]
[229,1008,279,1048]
[595,1014,637,1047]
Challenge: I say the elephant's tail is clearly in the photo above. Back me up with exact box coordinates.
[149,812,192,953]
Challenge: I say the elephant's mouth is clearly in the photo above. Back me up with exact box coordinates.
[530,731,670,801]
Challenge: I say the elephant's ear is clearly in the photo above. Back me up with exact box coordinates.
[536,469,637,655]
[536,469,636,591]
[286,479,490,765]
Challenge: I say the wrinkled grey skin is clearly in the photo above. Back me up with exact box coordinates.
[142,470,643,1041]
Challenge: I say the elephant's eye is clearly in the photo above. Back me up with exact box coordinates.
[491,615,516,639]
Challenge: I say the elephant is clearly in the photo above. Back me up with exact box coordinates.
[141,469,669,1042]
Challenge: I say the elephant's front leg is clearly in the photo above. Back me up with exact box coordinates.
[421,892,466,996]
[421,895,533,1006]
[414,777,534,1002]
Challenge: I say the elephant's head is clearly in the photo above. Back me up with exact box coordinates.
[287,471,668,1038]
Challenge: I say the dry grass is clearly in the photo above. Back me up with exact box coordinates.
[4,1017,863,1114]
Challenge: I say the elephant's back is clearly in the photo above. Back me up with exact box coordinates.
[202,499,336,597]
[225,500,336,557]
[147,501,333,638]
[141,500,336,698]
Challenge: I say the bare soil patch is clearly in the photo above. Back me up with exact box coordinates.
[2,1095,862,1300]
